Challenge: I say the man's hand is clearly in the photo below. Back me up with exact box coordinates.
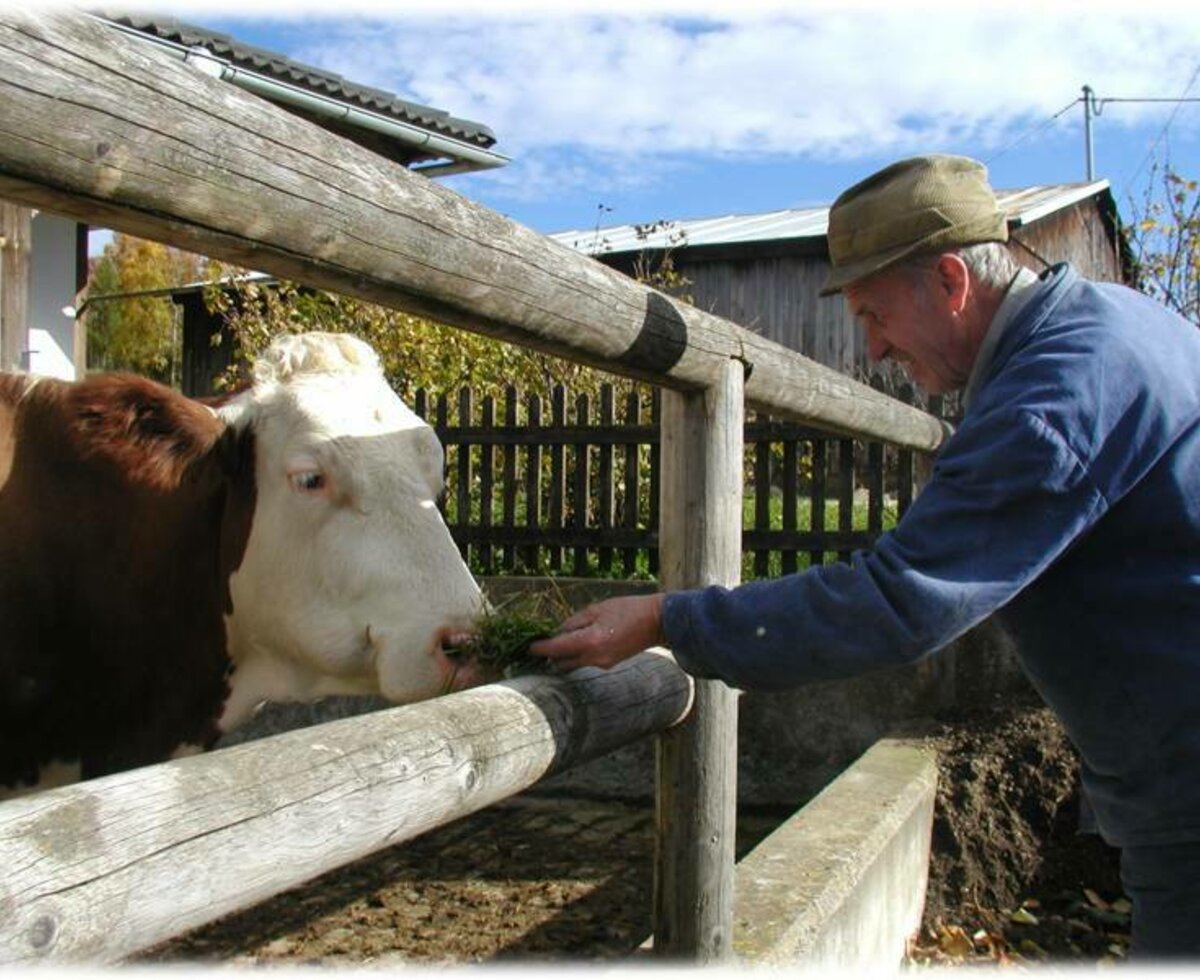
[529,593,666,673]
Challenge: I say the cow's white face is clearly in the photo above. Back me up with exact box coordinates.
[215,334,485,728]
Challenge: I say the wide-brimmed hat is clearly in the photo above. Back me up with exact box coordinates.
[821,154,1009,296]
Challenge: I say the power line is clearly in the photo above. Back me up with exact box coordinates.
[1096,97,1200,105]
[984,99,1079,168]
[987,79,1200,182]
[1119,61,1200,190]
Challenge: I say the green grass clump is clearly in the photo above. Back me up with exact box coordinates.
[444,589,571,680]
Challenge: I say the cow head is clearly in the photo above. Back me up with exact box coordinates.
[214,333,487,728]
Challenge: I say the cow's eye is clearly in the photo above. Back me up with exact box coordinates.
[289,470,326,494]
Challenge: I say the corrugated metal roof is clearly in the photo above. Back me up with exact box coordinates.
[93,11,497,150]
[551,180,1112,256]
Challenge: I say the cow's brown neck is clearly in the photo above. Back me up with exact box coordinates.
[0,373,256,788]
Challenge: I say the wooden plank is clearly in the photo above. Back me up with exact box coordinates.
[548,385,567,572]
[430,423,660,447]
[502,386,518,573]
[810,438,827,567]
[479,394,496,574]
[655,360,744,962]
[753,413,772,578]
[837,438,855,563]
[0,652,693,965]
[742,529,874,553]
[436,393,450,520]
[523,393,542,571]
[867,378,886,536]
[897,384,915,518]
[0,203,30,372]
[445,523,864,554]
[448,524,657,550]
[622,389,642,575]
[571,392,591,576]
[745,419,844,442]
[649,388,661,577]
[456,387,473,563]
[781,438,798,575]
[868,442,884,536]
[0,10,947,453]
[598,384,616,574]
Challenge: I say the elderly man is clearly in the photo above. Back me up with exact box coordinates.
[531,155,1200,959]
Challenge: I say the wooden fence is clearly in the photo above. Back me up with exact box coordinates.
[0,10,950,965]
[417,382,923,579]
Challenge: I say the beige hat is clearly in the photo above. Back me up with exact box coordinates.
[821,154,1009,296]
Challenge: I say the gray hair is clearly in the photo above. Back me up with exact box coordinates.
[956,242,1022,290]
[894,242,1020,293]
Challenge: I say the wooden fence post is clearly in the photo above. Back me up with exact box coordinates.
[0,203,30,372]
[655,359,744,961]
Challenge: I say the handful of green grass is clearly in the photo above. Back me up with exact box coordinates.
[444,589,569,681]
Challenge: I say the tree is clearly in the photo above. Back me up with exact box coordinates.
[1127,157,1199,328]
[201,259,648,403]
[85,234,204,381]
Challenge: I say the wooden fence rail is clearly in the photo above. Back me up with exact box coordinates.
[0,652,692,965]
[0,10,948,456]
[416,382,922,579]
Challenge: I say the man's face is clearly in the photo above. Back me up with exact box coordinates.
[844,263,971,395]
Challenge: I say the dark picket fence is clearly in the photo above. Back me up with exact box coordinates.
[414,382,927,580]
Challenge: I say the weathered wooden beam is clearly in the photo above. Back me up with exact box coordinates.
[0,10,947,452]
[0,652,692,965]
[654,361,744,961]
[0,203,30,372]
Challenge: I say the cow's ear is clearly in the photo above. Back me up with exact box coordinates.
[214,426,257,597]
[69,375,224,491]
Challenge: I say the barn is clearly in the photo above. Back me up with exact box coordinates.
[551,181,1132,395]
[0,11,506,381]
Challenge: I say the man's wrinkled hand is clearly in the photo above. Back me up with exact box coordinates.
[529,593,666,673]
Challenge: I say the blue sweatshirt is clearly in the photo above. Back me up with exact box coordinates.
[662,264,1200,847]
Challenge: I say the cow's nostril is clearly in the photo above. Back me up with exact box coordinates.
[363,625,385,670]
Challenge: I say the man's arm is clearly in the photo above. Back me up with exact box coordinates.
[535,407,1104,689]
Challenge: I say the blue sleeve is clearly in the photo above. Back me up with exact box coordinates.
[661,408,1107,690]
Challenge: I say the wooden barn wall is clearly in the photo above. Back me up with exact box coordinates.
[1008,202,1124,283]
[680,254,869,383]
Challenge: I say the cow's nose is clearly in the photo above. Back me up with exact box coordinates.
[431,627,491,694]
[440,628,474,651]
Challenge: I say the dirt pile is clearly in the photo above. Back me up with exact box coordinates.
[909,693,1127,964]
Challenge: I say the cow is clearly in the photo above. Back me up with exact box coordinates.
[0,332,488,797]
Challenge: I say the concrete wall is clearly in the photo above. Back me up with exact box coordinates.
[731,739,937,967]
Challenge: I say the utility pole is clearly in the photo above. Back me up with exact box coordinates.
[1082,84,1095,182]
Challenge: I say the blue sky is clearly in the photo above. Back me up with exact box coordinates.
[95,1,1200,246]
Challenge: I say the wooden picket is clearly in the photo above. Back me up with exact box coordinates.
[416,381,922,579]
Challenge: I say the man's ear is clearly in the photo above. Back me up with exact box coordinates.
[933,253,971,316]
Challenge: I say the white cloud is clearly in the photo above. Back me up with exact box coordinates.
[276,7,1200,202]
[299,11,1199,146]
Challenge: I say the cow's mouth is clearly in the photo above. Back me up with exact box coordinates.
[435,629,493,694]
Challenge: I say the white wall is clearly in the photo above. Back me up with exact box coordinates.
[29,212,80,379]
